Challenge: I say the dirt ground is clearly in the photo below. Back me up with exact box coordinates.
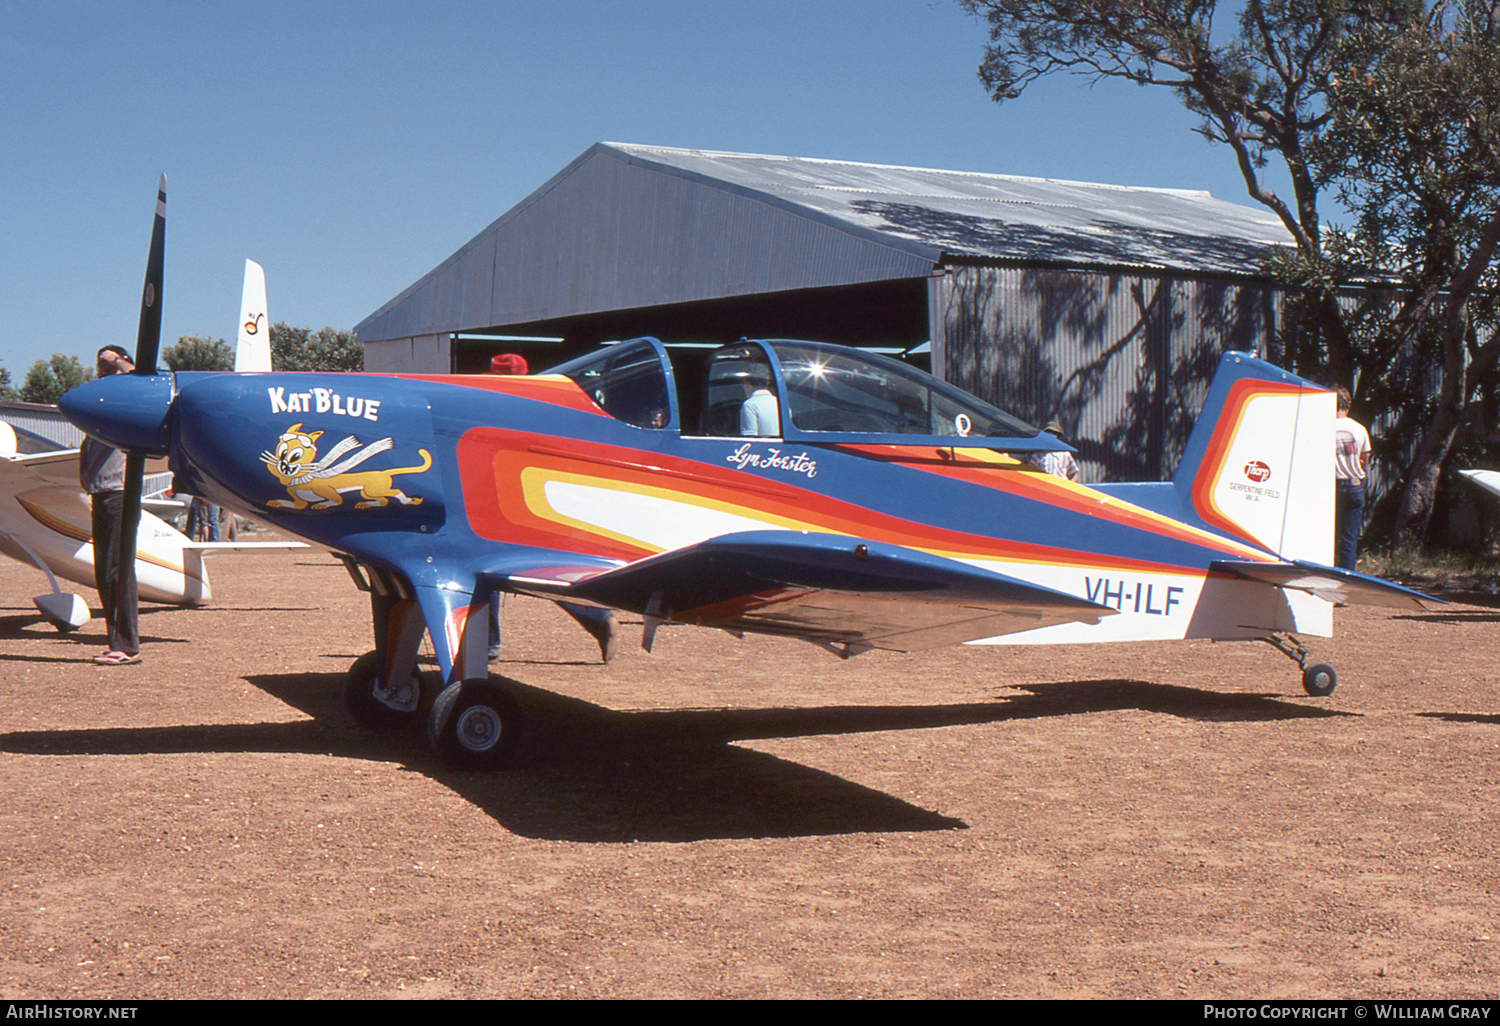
[1,543,1498,1000]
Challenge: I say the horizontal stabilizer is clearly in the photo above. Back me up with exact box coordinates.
[1210,559,1436,610]
[4,450,79,468]
[1459,469,1500,500]
[508,531,1117,652]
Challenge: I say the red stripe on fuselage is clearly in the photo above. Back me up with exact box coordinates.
[375,373,611,417]
[828,443,1276,562]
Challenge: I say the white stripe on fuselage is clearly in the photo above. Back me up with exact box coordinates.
[542,480,784,552]
[536,480,1333,644]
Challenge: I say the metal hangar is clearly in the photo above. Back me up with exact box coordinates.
[355,142,1296,481]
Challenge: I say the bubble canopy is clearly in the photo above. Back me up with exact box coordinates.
[549,337,1067,452]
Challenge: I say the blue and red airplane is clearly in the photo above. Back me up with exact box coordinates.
[61,178,1432,769]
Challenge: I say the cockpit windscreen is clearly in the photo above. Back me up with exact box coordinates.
[766,341,1039,440]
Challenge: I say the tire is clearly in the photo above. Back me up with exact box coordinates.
[1302,662,1338,697]
[428,678,523,770]
[345,650,427,728]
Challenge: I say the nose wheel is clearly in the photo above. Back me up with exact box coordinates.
[1263,634,1338,696]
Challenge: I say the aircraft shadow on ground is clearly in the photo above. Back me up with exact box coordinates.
[0,612,193,654]
[0,672,1343,843]
[0,606,309,647]
[0,611,97,642]
[1416,710,1500,726]
[1396,609,1500,625]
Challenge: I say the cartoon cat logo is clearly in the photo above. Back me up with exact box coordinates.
[261,423,431,510]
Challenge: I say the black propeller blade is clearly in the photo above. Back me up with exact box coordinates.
[117,174,166,614]
[134,175,166,375]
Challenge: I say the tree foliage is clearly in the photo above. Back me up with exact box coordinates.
[159,334,232,370]
[21,353,91,405]
[1310,0,1500,544]
[162,335,235,371]
[958,0,1500,548]
[270,323,362,372]
[0,366,17,402]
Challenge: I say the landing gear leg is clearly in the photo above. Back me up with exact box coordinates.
[345,591,430,727]
[411,582,526,769]
[1261,633,1338,697]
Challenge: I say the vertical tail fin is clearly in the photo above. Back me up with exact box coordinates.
[1172,351,1335,563]
[234,259,271,372]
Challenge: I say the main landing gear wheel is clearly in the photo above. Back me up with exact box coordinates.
[1302,662,1338,697]
[428,678,523,770]
[345,651,428,728]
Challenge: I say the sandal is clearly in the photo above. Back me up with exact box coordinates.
[92,650,141,666]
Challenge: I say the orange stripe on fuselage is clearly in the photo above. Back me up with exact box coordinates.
[829,443,1275,563]
[457,428,1277,574]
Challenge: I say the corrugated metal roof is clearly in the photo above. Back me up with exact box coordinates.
[356,142,1294,344]
[608,143,1293,270]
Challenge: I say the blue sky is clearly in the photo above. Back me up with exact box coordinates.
[0,0,1288,377]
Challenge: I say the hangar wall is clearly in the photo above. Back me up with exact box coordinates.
[365,333,450,374]
[363,259,1291,489]
[935,264,1284,483]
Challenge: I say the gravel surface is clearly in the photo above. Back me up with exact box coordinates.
[1,547,1497,999]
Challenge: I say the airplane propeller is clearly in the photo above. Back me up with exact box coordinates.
[116,174,167,614]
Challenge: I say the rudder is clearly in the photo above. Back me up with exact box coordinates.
[1171,351,1335,563]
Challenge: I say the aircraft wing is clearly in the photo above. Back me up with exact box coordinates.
[0,449,80,489]
[1209,559,1437,610]
[498,531,1117,653]
[2,450,174,499]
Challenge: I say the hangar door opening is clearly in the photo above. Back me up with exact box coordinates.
[449,278,932,374]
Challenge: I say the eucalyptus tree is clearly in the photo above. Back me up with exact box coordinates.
[958,0,1500,547]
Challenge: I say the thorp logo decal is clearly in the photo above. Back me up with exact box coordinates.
[1243,460,1272,483]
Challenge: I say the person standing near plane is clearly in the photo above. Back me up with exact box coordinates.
[1028,420,1081,482]
[80,345,141,665]
[1334,387,1371,571]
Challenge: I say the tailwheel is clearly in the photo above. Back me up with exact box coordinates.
[1261,634,1339,697]
[345,650,429,728]
[1301,662,1338,698]
[428,678,523,770]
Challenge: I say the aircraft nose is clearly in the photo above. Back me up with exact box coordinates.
[58,372,175,456]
